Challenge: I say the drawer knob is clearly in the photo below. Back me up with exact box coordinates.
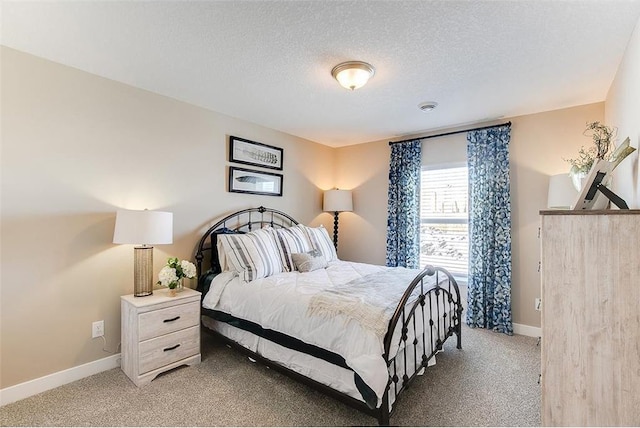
[163,316,181,323]
[163,344,181,352]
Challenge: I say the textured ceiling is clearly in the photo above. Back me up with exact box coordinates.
[3,1,640,147]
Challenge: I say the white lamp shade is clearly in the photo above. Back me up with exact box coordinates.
[113,209,173,245]
[547,174,578,209]
[323,189,353,212]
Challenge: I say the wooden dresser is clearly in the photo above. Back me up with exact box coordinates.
[539,210,640,426]
[121,288,201,386]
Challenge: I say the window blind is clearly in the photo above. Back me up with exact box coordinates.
[420,166,469,277]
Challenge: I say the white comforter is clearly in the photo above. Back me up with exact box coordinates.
[202,260,437,403]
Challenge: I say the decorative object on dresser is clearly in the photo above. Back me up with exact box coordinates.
[157,257,197,297]
[323,188,353,249]
[113,209,173,297]
[229,135,283,170]
[194,206,463,426]
[563,121,635,209]
[564,121,617,192]
[539,210,640,426]
[228,166,283,196]
[121,288,201,386]
[572,158,629,210]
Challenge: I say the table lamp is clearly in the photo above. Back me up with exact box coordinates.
[547,174,578,209]
[323,189,353,249]
[113,209,173,296]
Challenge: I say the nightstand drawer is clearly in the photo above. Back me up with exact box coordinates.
[138,326,200,374]
[138,301,199,341]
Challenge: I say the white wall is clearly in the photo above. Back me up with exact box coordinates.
[606,15,640,208]
[0,47,335,389]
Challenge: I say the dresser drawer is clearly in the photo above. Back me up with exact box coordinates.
[138,326,200,374]
[138,301,199,341]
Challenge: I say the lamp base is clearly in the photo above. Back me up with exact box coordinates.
[134,246,154,297]
[332,211,339,250]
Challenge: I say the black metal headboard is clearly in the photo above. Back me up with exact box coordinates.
[195,206,299,290]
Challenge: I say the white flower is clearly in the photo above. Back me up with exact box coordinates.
[158,266,178,287]
[157,258,197,289]
[181,260,196,278]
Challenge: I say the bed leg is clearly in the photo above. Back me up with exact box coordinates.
[456,307,463,349]
[379,409,389,426]
[378,391,390,426]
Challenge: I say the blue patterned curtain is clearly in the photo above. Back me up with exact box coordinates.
[386,140,421,268]
[466,125,513,335]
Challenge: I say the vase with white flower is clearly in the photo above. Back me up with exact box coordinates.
[157,257,197,297]
[564,121,617,191]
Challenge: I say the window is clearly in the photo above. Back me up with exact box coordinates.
[420,165,468,283]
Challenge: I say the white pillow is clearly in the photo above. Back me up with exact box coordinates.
[301,225,338,262]
[218,228,283,282]
[274,225,314,271]
[291,250,328,272]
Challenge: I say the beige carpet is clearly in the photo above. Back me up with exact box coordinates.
[1,323,540,427]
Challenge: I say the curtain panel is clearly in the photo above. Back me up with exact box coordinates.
[386,140,421,268]
[466,125,513,335]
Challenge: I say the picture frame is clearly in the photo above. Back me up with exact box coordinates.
[228,166,283,197]
[572,158,628,210]
[229,136,283,170]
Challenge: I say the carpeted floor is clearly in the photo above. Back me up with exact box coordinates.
[0,323,540,427]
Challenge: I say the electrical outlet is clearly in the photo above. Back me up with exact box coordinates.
[535,298,542,311]
[92,320,104,338]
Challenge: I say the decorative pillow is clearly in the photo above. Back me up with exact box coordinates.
[274,225,314,271]
[291,250,327,273]
[301,225,338,262]
[218,228,283,282]
[211,227,242,273]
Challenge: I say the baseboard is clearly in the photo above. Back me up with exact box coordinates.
[513,323,541,338]
[0,353,121,406]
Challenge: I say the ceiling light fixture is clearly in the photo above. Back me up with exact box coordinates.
[331,61,375,91]
[418,101,438,112]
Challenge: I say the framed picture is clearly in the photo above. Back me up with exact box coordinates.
[229,136,283,170]
[229,166,283,197]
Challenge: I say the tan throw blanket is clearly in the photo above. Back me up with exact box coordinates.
[307,268,429,339]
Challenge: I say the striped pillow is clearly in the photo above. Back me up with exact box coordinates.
[301,225,338,262]
[274,225,314,271]
[218,228,283,282]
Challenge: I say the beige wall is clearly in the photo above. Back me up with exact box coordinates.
[332,140,389,263]
[0,47,334,389]
[335,103,605,328]
[606,15,640,209]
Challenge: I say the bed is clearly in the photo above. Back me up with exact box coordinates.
[195,206,463,425]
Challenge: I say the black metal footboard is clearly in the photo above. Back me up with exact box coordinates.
[377,265,463,425]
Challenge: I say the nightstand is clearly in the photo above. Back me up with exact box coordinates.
[121,287,201,386]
